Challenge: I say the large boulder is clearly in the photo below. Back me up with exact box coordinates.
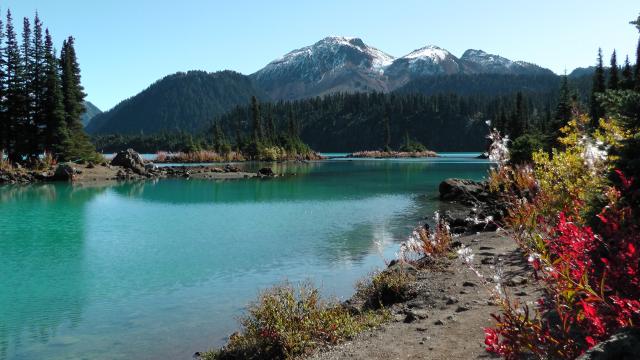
[111,149,146,175]
[54,162,81,181]
[258,167,275,177]
[439,178,487,202]
[577,329,640,360]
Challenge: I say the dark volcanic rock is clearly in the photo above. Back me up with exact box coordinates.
[224,164,240,173]
[54,163,80,181]
[258,167,275,177]
[577,329,640,360]
[111,149,146,175]
[439,178,486,202]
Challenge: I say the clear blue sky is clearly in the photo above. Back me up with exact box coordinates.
[5,0,640,110]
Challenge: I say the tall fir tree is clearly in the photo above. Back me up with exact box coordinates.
[60,36,96,161]
[608,50,619,90]
[0,14,6,155]
[5,10,27,161]
[383,112,391,151]
[30,13,47,153]
[550,75,572,145]
[590,48,606,126]
[266,108,275,141]
[633,15,640,90]
[42,29,67,154]
[287,107,297,138]
[250,95,262,141]
[622,55,633,90]
[21,16,40,157]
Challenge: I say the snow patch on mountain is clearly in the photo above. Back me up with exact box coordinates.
[402,45,451,62]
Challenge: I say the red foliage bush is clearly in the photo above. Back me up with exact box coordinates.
[485,171,640,359]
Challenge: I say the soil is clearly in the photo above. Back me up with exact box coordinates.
[308,231,540,360]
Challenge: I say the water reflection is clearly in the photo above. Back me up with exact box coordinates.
[0,185,100,359]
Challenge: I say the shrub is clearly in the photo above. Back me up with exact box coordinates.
[203,283,388,360]
[485,177,640,359]
[355,269,416,309]
[509,133,546,164]
[396,212,452,264]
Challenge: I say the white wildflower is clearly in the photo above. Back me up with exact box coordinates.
[457,246,474,264]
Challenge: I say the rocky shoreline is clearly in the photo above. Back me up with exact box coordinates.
[0,149,283,185]
[304,178,527,359]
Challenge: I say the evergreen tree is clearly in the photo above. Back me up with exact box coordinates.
[250,95,262,141]
[0,14,6,155]
[266,109,275,141]
[212,121,227,153]
[234,116,242,151]
[590,48,606,125]
[622,55,633,90]
[383,112,391,151]
[5,10,27,162]
[633,15,640,90]
[60,36,96,161]
[42,29,67,154]
[608,50,619,90]
[30,13,47,153]
[550,75,572,145]
[287,107,296,138]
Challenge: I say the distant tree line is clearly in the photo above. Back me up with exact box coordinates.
[209,90,564,152]
[0,9,97,164]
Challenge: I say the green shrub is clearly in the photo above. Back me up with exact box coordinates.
[202,283,388,360]
[509,133,546,164]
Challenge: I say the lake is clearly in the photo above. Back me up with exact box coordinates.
[0,155,490,360]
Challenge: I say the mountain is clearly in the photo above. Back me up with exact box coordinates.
[251,36,394,100]
[90,37,568,135]
[253,38,557,99]
[81,101,101,127]
[86,71,265,134]
[460,49,554,76]
[385,45,461,88]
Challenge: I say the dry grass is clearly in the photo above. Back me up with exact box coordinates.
[161,150,246,163]
[0,151,13,171]
[349,150,437,158]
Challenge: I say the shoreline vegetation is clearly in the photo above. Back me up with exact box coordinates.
[348,150,438,158]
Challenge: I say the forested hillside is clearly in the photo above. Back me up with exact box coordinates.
[86,70,265,134]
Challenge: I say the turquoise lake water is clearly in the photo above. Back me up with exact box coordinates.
[0,156,490,360]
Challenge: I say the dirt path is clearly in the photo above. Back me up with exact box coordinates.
[309,231,540,360]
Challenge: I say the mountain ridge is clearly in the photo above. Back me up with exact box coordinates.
[89,36,579,135]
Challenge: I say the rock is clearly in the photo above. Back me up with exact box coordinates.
[455,305,471,312]
[54,163,79,181]
[387,261,418,274]
[506,275,528,287]
[462,281,477,287]
[258,167,275,177]
[446,296,459,305]
[577,329,640,360]
[110,149,146,175]
[86,162,95,169]
[224,164,240,173]
[144,163,157,172]
[439,178,487,201]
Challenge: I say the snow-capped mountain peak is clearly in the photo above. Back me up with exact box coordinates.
[251,36,395,100]
[402,45,451,62]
